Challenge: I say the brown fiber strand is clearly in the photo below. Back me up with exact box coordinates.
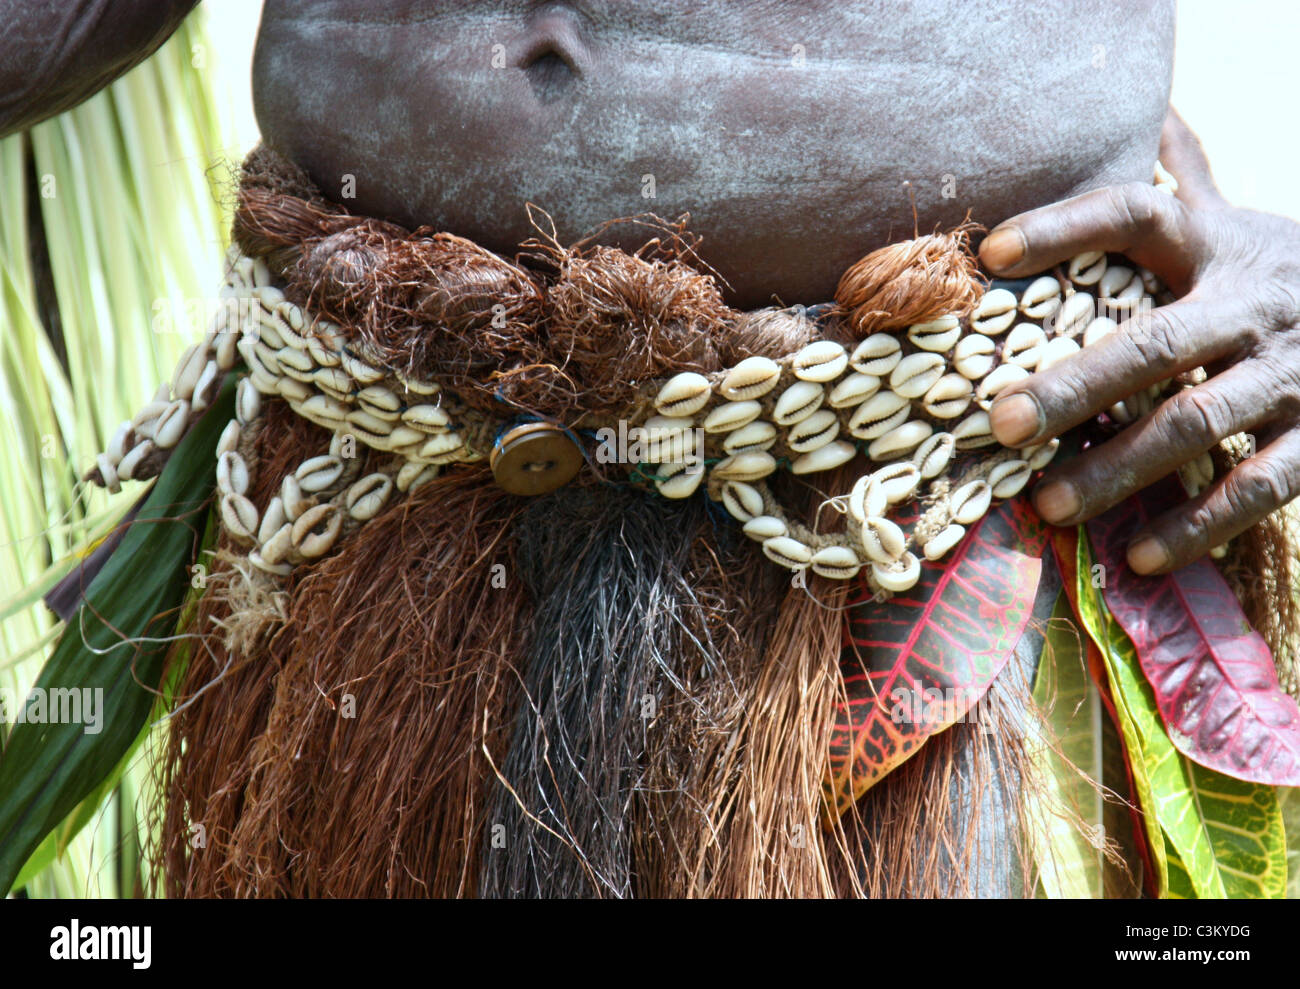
[834,224,987,338]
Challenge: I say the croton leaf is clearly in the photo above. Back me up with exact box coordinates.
[0,378,231,895]
[827,495,1049,817]
[1075,530,1287,899]
[1086,480,1300,787]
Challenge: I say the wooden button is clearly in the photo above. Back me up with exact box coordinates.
[490,423,583,495]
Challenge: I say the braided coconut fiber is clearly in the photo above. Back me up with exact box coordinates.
[153,147,1296,897]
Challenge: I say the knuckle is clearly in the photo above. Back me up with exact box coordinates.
[1158,388,1232,448]
[1229,457,1294,512]
[1124,307,1184,369]
[1111,181,1173,237]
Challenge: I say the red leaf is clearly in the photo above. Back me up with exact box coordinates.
[1085,480,1300,787]
[826,496,1049,816]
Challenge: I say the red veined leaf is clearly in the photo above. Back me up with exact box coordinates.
[1085,480,1300,787]
[826,495,1050,817]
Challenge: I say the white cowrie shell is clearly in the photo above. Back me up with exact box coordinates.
[952,410,997,449]
[720,481,764,522]
[763,536,813,570]
[860,515,906,563]
[190,360,220,413]
[153,400,189,450]
[279,473,307,521]
[791,439,856,475]
[1082,316,1118,348]
[220,492,259,541]
[254,341,286,378]
[96,453,120,494]
[849,391,910,440]
[889,352,946,399]
[356,386,402,418]
[712,451,777,482]
[1107,278,1146,312]
[772,380,825,426]
[655,462,705,499]
[912,431,956,479]
[743,515,788,541]
[850,334,902,376]
[395,460,433,493]
[792,340,848,382]
[1025,437,1060,471]
[300,394,350,425]
[252,257,272,287]
[873,551,922,592]
[338,351,384,385]
[907,314,962,353]
[1068,250,1107,286]
[260,523,294,566]
[951,479,993,525]
[296,454,345,493]
[868,419,933,461]
[849,474,888,523]
[314,367,356,396]
[829,372,881,409]
[786,410,839,453]
[988,459,1032,499]
[276,345,313,374]
[1037,335,1082,371]
[871,461,922,504]
[346,409,394,436]
[922,374,973,419]
[171,343,208,401]
[417,433,465,459]
[811,545,863,580]
[291,503,343,558]
[130,400,169,439]
[971,288,1018,334]
[1003,323,1048,369]
[655,372,712,416]
[346,473,394,521]
[258,496,288,543]
[395,371,441,397]
[643,415,694,442]
[1209,542,1229,559]
[953,333,996,379]
[923,523,967,561]
[1099,264,1136,299]
[306,336,341,368]
[215,327,240,372]
[640,419,697,464]
[117,440,155,482]
[106,421,133,463]
[386,425,425,449]
[402,404,452,432]
[976,364,1030,407]
[703,400,761,433]
[1109,400,1134,424]
[278,377,312,403]
[1019,276,1061,319]
[248,549,293,577]
[720,356,780,400]
[236,377,261,424]
[723,420,777,454]
[216,450,250,496]
[1052,291,1094,338]
[248,368,281,397]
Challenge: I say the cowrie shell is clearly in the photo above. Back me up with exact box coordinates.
[236,377,261,424]
[1099,264,1136,299]
[190,360,220,413]
[216,450,249,496]
[829,372,881,409]
[988,459,1032,499]
[278,377,312,403]
[300,394,350,425]
[655,372,712,416]
[849,391,909,440]
[951,479,993,524]
[1025,437,1060,470]
[402,404,452,432]
[280,474,308,521]
[117,440,155,482]
[720,481,764,522]
[291,503,343,558]
[847,475,884,524]
[976,363,1030,407]
[396,460,437,493]
[417,433,465,459]
[276,345,313,374]
[971,288,1017,334]
[712,451,777,482]
[216,419,241,458]
[396,371,440,396]
[1068,250,1107,286]
[1018,276,1061,320]
[923,523,966,561]
[258,496,288,544]
[95,453,120,494]
[314,367,356,396]
[346,473,395,521]
[220,492,258,541]
[386,425,425,449]
[106,421,132,463]
[1037,335,1082,371]
[791,439,855,475]
[723,420,778,454]
[922,374,973,419]
[720,356,780,400]
[249,549,292,577]
[1052,291,1094,338]
[786,410,839,453]
[868,419,932,461]
[306,336,341,368]
[953,333,996,379]
[296,454,345,493]
[952,410,996,449]
[907,314,961,353]
[889,352,946,399]
[357,386,402,417]
[703,401,761,433]
[912,431,956,479]
[1082,316,1118,348]
[1003,323,1048,369]
[792,340,848,382]
[850,334,902,376]
[260,523,294,566]
[641,417,698,463]
[743,515,788,541]
[871,461,921,504]
[346,409,394,435]
[763,536,813,569]
[339,351,384,385]
[655,462,705,499]
[773,380,825,426]
[255,285,286,308]
[860,516,906,564]
[873,552,921,592]
[812,545,863,580]
[153,400,189,450]
[171,343,208,401]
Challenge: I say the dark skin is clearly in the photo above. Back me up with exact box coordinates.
[3,1,1298,576]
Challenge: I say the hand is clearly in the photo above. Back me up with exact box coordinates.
[977,108,1300,575]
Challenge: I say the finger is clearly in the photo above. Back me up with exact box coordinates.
[1159,107,1229,212]
[989,292,1245,447]
[1030,360,1278,525]
[1126,425,1300,574]
[979,180,1191,281]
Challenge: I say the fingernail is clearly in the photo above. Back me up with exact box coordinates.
[1034,480,1081,523]
[989,392,1042,446]
[1128,536,1170,574]
[980,227,1025,270]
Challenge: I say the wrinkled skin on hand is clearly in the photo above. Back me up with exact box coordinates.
[982,108,1300,575]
